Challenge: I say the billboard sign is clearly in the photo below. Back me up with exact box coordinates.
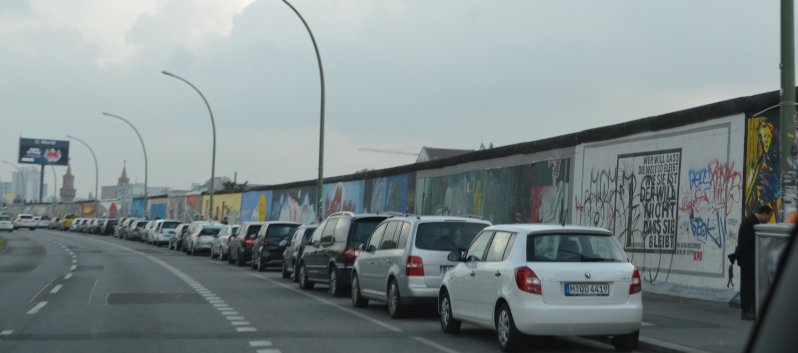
[18,138,70,166]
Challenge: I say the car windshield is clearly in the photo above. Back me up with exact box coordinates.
[162,222,180,229]
[20,215,32,219]
[349,218,385,247]
[200,227,222,236]
[526,233,626,262]
[415,222,489,251]
[0,217,10,221]
[136,221,148,227]
[245,225,263,239]
[266,224,299,239]
[108,220,118,225]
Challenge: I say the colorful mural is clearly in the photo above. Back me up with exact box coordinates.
[241,191,272,222]
[203,193,242,224]
[130,199,146,218]
[745,112,781,221]
[371,174,409,214]
[270,186,317,224]
[186,194,202,221]
[149,197,168,219]
[168,195,187,222]
[322,180,365,218]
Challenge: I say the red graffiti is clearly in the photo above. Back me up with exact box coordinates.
[693,251,703,261]
[680,160,742,217]
[325,184,356,216]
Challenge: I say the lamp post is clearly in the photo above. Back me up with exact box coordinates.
[2,161,26,203]
[66,135,99,218]
[103,112,149,218]
[161,71,217,220]
[280,0,326,217]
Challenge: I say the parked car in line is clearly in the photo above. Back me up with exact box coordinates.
[114,217,128,237]
[60,214,75,230]
[101,219,118,236]
[227,222,267,266]
[38,217,50,228]
[210,224,239,260]
[49,217,61,230]
[14,214,37,230]
[282,224,318,281]
[140,221,155,243]
[351,216,491,318]
[150,220,181,247]
[77,219,90,233]
[183,221,224,256]
[118,218,136,238]
[0,215,13,232]
[251,222,300,272]
[169,224,189,250]
[90,219,106,234]
[438,224,643,352]
[129,220,149,241]
[68,218,82,232]
[298,212,390,296]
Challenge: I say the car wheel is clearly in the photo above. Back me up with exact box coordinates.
[220,250,228,261]
[281,262,290,279]
[31,228,36,231]
[256,253,266,272]
[329,267,344,297]
[191,246,198,256]
[227,250,235,264]
[611,330,639,352]
[496,303,522,352]
[298,263,314,290]
[439,291,461,334]
[236,251,247,267]
[387,279,407,319]
[156,241,161,248]
[292,263,300,283]
[351,274,369,308]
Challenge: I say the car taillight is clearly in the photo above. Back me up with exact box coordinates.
[629,267,642,294]
[514,267,541,295]
[406,256,424,276]
[134,228,139,231]
[243,238,255,246]
[342,246,360,261]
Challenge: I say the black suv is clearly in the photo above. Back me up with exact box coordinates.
[101,219,118,236]
[298,212,389,296]
[251,222,300,272]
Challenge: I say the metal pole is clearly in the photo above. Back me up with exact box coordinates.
[39,164,44,203]
[161,71,216,221]
[103,113,148,218]
[66,135,99,218]
[281,0,325,218]
[782,0,796,222]
[50,164,57,201]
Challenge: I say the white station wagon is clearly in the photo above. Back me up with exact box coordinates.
[439,224,642,352]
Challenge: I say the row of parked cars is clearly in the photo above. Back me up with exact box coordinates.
[68,212,643,352]
[1,213,62,231]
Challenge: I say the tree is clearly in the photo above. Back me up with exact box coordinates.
[222,181,248,191]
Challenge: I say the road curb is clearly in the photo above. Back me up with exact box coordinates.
[587,336,714,353]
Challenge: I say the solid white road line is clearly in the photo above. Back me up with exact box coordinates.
[27,301,48,315]
[64,273,73,279]
[231,321,251,325]
[249,341,273,347]
[50,285,63,294]
[0,330,12,335]
[641,322,655,327]
[236,327,257,332]
[256,350,281,353]
[226,316,245,320]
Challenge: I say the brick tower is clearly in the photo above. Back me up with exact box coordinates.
[60,165,76,202]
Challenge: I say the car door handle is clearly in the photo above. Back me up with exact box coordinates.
[386,259,392,264]
[368,260,374,265]
[494,271,501,277]
[469,271,475,277]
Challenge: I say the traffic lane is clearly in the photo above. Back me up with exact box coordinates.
[0,230,259,353]
[0,230,75,332]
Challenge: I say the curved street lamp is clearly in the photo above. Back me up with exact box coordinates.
[66,135,99,218]
[281,0,326,217]
[103,112,149,218]
[160,71,217,220]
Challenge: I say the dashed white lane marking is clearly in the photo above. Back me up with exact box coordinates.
[72,260,77,263]
[236,327,257,332]
[27,301,48,315]
[220,311,238,315]
[641,322,655,327]
[212,303,228,307]
[50,285,63,294]
[64,273,73,280]
[209,300,225,304]
[70,265,77,271]
[231,321,251,326]
[227,316,245,320]
[412,337,460,353]
[256,349,281,353]
[249,341,273,347]
[0,330,12,335]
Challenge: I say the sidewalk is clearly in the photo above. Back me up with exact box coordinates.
[639,293,756,353]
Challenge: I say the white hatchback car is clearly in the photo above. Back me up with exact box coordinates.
[14,214,37,230]
[0,215,13,232]
[439,224,642,352]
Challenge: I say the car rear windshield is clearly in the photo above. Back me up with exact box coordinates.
[0,217,10,221]
[526,233,626,262]
[107,220,118,225]
[245,225,263,239]
[19,215,32,219]
[162,222,180,229]
[136,221,148,227]
[266,224,298,239]
[349,218,385,247]
[200,227,222,236]
[415,222,489,251]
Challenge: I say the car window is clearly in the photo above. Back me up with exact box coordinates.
[310,221,327,244]
[380,222,399,250]
[349,218,385,248]
[397,222,411,249]
[367,223,388,251]
[200,227,222,236]
[302,227,316,244]
[267,224,299,240]
[333,218,351,243]
[526,233,626,262]
[20,215,32,219]
[0,217,10,221]
[485,232,514,262]
[230,226,239,236]
[245,224,263,239]
[465,231,494,262]
[321,219,338,243]
[136,221,148,227]
[415,222,489,251]
[162,222,180,229]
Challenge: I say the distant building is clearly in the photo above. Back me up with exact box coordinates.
[416,146,473,163]
[11,166,44,203]
[60,165,76,202]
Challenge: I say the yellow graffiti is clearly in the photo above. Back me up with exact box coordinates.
[258,194,267,221]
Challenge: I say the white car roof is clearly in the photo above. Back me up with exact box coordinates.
[483,223,614,236]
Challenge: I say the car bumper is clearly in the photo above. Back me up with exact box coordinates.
[510,294,643,336]
[0,224,13,230]
[398,276,440,305]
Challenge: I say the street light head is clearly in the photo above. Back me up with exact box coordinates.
[161,70,175,77]
[102,112,112,116]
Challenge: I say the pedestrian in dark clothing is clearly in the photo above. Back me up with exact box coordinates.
[221,217,228,225]
[732,205,773,321]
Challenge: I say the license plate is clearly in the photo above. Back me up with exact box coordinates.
[441,266,453,277]
[564,283,610,296]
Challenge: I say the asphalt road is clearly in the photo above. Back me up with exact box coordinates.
[0,229,643,353]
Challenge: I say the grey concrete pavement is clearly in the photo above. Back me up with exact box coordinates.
[0,228,710,353]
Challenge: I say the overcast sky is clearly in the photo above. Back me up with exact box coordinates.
[0,0,785,199]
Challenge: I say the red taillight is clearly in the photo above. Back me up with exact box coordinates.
[226,238,232,245]
[406,256,424,276]
[342,246,360,261]
[134,228,139,231]
[629,268,642,294]
[514,267,542,295]
[263,239,269,247]
[243,238,255,246]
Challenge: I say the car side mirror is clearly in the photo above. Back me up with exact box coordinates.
[358,243,365,251]
[312,240,320,247]
[447,251,463,262]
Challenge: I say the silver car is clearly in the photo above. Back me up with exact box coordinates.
[210,224,239,260]
[169,224,189,250]
[351,216,491,318]
[150,220,181,247]
[184,221,224,256]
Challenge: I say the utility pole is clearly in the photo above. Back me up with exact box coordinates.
[781,0,796,221]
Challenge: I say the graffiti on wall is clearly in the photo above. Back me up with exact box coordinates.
[241,191,272,222]
[322,181,364,218]
[371,175,409,214]
[679,160,743,249]
[203,193,242,224]
[186,195,202,221]
[168,196,187,222]
[745,114,781,221]
[270,186,317,224]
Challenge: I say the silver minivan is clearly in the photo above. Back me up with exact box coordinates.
[351,215,491,318]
